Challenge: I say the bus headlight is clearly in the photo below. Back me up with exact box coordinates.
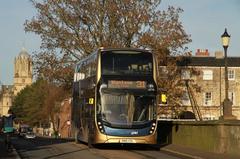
[97,122,105,134]
[147,84,155,91]
[149,122,156,134]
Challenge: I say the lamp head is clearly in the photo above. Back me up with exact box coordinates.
[221,28,230,47]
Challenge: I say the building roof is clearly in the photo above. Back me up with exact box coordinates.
[177,56,240,67]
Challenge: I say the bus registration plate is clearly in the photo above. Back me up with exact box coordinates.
[120,139,136,143]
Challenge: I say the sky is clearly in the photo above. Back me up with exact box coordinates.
[0,0,240,85]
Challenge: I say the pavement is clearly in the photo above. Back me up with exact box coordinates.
[161,144,240,159]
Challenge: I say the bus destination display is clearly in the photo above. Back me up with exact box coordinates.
[108,80,146,89]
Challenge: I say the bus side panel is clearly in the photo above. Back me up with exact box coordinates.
[72,81,80,140]
[77,76,96,143]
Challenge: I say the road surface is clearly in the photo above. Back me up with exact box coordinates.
[12,137,186,159]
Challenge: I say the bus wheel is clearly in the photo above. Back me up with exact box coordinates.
[88,128,94,148]
[88,134,93,148]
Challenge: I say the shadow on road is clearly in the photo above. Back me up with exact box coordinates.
[0,134,19,158]
[1,121,174,158]
[93,143,163,151]
[11,136,74,154]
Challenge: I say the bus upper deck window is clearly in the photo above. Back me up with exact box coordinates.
[128,64,138,71]
[142,65,149,71]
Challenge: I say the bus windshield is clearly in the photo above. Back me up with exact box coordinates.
[101,51,153,76]
[99,89,155,126]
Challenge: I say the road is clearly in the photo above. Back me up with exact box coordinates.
[11,137,187,159]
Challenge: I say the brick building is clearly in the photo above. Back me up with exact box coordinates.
[58,98,72,138]
[159,49,240,120]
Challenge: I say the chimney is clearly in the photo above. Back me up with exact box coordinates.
[195,49,210,57]
[215,51,224,59]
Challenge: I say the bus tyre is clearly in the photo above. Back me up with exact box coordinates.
[152,144,161,151]
[88,139,93,148]
[88,132,93,148]
[88,125,94,148]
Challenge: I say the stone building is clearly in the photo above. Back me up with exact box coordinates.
[58,98,72,138]
[0,48,32,116]
[13,48,33,96]
[159,49,240,120]
[0,85,14,116]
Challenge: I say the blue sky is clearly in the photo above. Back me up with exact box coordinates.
[0,0,240,85]
[160,0,240,56]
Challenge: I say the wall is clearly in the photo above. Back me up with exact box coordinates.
[158,120,240,157]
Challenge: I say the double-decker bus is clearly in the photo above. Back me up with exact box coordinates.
[72,48,159,146]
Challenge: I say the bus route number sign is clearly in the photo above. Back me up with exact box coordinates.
[108,80,146,89]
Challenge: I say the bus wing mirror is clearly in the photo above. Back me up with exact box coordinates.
[158,89,167,104]
[160,93,167,104]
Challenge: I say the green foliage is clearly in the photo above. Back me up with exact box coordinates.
[12,79,45,125]
[12,79,67,127]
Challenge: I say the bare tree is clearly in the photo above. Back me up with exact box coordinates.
[25,1,190,57]
[33,51,73,90]
[25,0,192,109]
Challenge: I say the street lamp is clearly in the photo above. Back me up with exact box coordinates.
[221,28,236,120]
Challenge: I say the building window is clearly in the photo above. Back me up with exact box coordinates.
[203,70,213,80]
[181,91,191,106]
[181,69,191,80]
[204,92,212,106]
[159,66,168,79]
[203,115,216,121]
[228,92,235,105]
[228,69,235,80]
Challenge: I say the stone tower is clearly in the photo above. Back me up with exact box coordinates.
[13,48,33,95]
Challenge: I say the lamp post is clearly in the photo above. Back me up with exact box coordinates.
[221,28,236,120]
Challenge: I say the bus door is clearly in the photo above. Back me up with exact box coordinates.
[79,76,95,142]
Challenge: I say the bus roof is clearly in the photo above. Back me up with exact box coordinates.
[99,47,152,53]
[75,48,153,66]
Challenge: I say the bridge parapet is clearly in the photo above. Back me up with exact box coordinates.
[157,120,240,157]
